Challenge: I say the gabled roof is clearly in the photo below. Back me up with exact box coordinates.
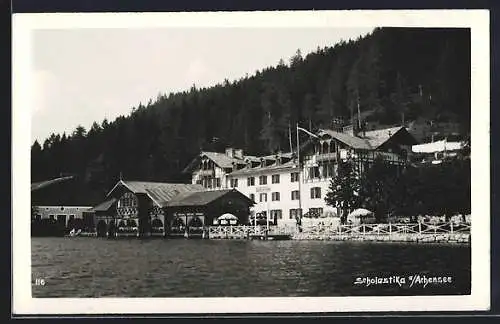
[202,151,246,168]
[314,126,415,150]
[182,151,246,173]
[317,129,372,150]
[363,126,407,149]
[31,175,75,192]
[167,189,255,207]
[228,160,298,177]
[107,180,204,207]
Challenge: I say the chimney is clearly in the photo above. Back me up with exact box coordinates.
[234,149,244,159]
[225,147,234,158]
[275,152,282,166]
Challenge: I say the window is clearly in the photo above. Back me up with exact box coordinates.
[328,164,335,178]
[196,180,202,185]
[321,165,328,178]
[291,190,300,200]
[289,208,302,219]
[272,174,280,184]
[249,193,255,202]
[271,209,283,220]
[216,178,221,188]
[310,187,321,199]
[247,177,255,186]
[291,172,299,182]
[259,193,268,202]
[309,166,320,179]
[259,175,267,185]
[272,192,280,201]
[230,178,238,188]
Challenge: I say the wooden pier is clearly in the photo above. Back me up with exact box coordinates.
[62,222,470,244]
[208,225,292,240]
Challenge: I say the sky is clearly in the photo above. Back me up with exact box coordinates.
[31,27,374,144]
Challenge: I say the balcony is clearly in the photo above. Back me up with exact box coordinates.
[316,152,337,162]
[198,169,215,176]
[373,151,402,162]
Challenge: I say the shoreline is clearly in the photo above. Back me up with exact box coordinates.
[32,232,471,245]
[290,233,470,244]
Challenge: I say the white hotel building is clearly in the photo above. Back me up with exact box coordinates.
[183,125,417,226]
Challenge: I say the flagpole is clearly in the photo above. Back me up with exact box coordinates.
[296,123,302,227]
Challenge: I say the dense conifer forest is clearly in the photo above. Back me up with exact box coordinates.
[31,27,471,203]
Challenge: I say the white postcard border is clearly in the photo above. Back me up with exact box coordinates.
[12,9,490,314]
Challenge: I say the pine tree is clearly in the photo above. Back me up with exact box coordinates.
[324,158,360,224]
[358,157,398,222]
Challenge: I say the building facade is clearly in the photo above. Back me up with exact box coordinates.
[31,175,100,236]
[92,180,254,238]
[182,148,247,190]
[188,125,418,226]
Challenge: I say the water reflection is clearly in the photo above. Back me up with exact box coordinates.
[31,238,470,297]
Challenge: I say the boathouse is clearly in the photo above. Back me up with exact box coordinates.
[94,180,254,238]
[166,189,255,236]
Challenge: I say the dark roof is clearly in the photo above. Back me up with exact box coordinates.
[31,176,75,192]
[167,189,254,207]
[107,180,204,207]
[227,160,298,177]
[91,198,117,212]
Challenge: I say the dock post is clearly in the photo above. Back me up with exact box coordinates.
[450,221,454,234]
[389,222,392,236]
[418,222,421,234]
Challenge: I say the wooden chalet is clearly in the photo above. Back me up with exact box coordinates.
[92,180,254,238]
[300,125,418,178]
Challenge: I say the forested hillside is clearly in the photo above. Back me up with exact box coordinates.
[31,27,470,199]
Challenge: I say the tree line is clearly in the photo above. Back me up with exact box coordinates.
[325,156,471,223]
[31,27,471,203]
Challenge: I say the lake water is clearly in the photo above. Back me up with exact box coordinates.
[31,237,470,297]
